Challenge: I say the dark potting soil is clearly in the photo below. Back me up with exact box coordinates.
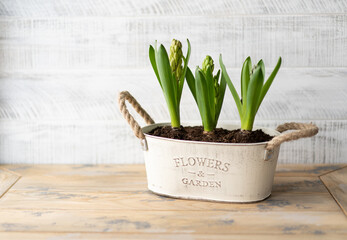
[148,126,273,143]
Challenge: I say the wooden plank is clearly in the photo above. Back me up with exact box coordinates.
[272,176,328,193]
[0,1,346,169]
[0,68,346,164]
[1,0,347,17]
[2,164,147,177]
[320,166,347,216]
[0,165,334,193]
[0,164,346,239]
[0,165,335,214]
[0,15,346,70]
[5,175,331,194]
[0,209,345,234]
[1,68,346,121]
[0,117,344,164]
[5,174,329,193]
[0,232,346,240]
[4,164,343,177]
[276,164,347,177]
[0,168,20,198]
[0,190,340,212]
[1,118,345,164]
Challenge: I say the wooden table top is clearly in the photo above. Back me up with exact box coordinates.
[0,164,346,239]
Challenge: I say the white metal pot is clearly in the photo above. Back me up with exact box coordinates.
[119,91,319,203]
[142,123,281,202]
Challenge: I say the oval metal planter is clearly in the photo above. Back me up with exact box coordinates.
[142,123,280,203]
[118,91,319,203]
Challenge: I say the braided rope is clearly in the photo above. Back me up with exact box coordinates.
[118,91,155,139]
[266,122,318,150]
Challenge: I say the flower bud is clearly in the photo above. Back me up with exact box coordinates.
[202,55,214,74]
[169,39,183,82]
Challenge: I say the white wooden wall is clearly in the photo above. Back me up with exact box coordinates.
[0,0,346,164]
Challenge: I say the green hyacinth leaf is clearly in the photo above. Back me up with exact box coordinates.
[215,72,226,124]
[257,59,265,78]
[219,54,242,118]
[257,57,282,112]
[195,68,214,132]
[178,39,191,103]
[205,65,215,120]
[186,67,197,103]
[156,44,179,127]
[149,45,161,89]
[242,67,264,130]
[241,57,251,114]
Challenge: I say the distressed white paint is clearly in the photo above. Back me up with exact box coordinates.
[0,69,346,164]
[0,0,346,164]
[0,69,346,121]
[1,0,347,16]
[0,119,345,164]
[0,15,346,70]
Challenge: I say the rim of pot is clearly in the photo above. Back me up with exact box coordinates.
[142,122,280,146]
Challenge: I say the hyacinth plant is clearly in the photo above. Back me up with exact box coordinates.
[219,55,282,131]
[149,39,191,128]
[186,56,227,132]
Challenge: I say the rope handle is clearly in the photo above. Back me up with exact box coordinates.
[118,91,155,140]
[266,122,319,151]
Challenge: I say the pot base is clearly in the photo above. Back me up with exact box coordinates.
[148,189,272,204]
